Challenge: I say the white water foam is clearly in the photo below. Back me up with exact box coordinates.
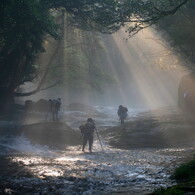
[0,134,55,156]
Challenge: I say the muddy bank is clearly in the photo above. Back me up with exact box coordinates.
[104,107,195,149]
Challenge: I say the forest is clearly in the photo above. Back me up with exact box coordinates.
[1,1,195,195]
[0,0,193,113]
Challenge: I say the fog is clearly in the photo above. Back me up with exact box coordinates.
[16,27,189,110]
[100,28,188,109]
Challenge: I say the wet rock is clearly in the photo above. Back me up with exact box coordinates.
[24,99,51,113]
[178,73,195,113]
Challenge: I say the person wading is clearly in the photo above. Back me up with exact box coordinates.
[79,118,96,153]
[117,105,128,125]
[52,98,61,122]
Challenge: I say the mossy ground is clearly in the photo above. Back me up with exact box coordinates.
[150,160,195,195]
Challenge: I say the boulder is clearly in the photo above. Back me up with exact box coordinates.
[25,100,34,110]
[33,99,50,112]
[178,73,195,113]
[24,99,51,113]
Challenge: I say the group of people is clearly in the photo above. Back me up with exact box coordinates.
[48,98,61,122]
[46,98,128,153]
[80,105,128,153]
[46,98,128,152]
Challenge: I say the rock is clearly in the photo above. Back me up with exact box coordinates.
[178,73,195,113]
[25,100,34,110]
[33,99,50,113]
[25,99,50,113]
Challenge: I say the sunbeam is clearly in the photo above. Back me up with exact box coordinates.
[103,27,189,110]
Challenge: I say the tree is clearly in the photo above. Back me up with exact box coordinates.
[0,0,59,111]
[41,0,190,35]
[155,0,195,70]
[0,0,190,112]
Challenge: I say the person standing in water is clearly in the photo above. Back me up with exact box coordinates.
[79,118,96,153]
[117,105,128,125]
[52,98,61,122]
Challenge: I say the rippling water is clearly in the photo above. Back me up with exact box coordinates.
[1,134,194,194]
[0,106,194,194]
[61,106,146,128]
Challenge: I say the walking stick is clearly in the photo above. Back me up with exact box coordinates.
[95,127,104,151]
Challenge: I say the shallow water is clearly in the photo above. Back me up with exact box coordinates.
[1,138,195,194]
[60,106,145,128]
[0,106,194,194]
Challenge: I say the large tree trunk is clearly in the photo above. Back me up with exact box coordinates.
[0,11,66,115]
[0,88,15,115]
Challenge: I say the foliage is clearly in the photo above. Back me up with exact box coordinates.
[172,160,195,181]
[0,0,190,111]
[150,187,185,195]
[150,159,195,195]
[41,0,190,36]
[0,0,59,93]
[156,0,195,70]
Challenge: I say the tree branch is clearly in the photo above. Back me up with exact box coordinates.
[14,81,60,97]
[13,11,66,97]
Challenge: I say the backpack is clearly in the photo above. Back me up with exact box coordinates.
[123,107,128,112]
[55,100,61,110]
[79,123,95,134]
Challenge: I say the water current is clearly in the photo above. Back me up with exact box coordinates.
[0,106,194,195]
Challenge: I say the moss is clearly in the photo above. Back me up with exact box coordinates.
[150,159,195,195]
[172,160,195,181]
[150,186,186,195]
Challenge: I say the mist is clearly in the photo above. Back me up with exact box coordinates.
[16,27,188,111]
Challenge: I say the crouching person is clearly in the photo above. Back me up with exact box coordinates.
[79,118,96,153]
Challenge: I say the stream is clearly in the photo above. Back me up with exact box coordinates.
[0,105,195,195]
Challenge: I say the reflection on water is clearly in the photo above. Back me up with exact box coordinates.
[9,143,195,194]
[1,106,195,194]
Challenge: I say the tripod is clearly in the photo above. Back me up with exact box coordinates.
[95,127,104,151]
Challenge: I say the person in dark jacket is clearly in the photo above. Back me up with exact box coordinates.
[51,98,61,122]
[80,118,95,153]
[117,105,128,125]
